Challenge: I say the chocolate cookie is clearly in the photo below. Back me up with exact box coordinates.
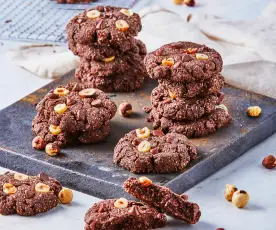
[147,107,232,138]
[124,177,201,224]
[149,86,223,121]
[84,199,167,230]
[69,39,147,61]
[32,83,117,147]
[113,128,197,173]
[66,6,142,52]
[144,41,223,83]
[0,172,62,216]
[159,73,225,98]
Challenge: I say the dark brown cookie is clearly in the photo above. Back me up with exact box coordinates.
[113,128,197,173]
[66,6,142,52]
[0,172,62,216]
[32,83,117,147]
[124,177,201,224]
[147,107,232,138]
[149,86,223,121]
[84,199,167,230]
[144,41,223,83]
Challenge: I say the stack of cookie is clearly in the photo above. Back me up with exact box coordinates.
[66,6,148,92]
[144,42,232,137]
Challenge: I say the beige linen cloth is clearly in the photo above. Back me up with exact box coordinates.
[7,1,276,99]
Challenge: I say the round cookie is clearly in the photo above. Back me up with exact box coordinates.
[150,86,224,121]
[84,199,167,230]
[32,83,117,147]
[114,128,197,173]
[0,172,62,216]
[144,41,223,83]
[147,107,232,138]
[66,6,142,52]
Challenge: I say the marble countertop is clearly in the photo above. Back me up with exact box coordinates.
[0,0,275,229]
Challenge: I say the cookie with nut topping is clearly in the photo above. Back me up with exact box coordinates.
[32,83,116,148]
[113,127,197,173]
[144,41,223,83]
[84,199,167,230]
[0,172,62,216]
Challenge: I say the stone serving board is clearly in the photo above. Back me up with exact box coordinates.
[0,71,276,199]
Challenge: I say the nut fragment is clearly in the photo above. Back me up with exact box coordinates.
[138,176,152,187]
[247,106,261,117]
[216,104,228,112]
[118,102,132,117]
[173,0,184,4]
[49,125,62,135]
[102,56,115,63]
[53,88,69,96]
[161,58,175,67]
[114,198,128,209]
[184,0,195,7]
[58,188,73,204]
[136,127,151,138]
[115,20,129,32]
[3,183,17,195]
[168,90,177,99]
[224,184,238,201]
[86,10,101,19]
[185,48,198,54]
[232,190,250,208]
[196,53,209,60]
[119,9,134,17]
[35,183,50,193]
[14,173,29,181]
[45,143,60,157]
[138,140,151,152]
[152,130,165,137]
[32,136,46,150]
[79,88,96,98]
[54,103,67,115]
[150,148,159,154]
[262,155,275,169]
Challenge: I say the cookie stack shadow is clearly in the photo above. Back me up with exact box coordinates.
[66,6,148,92]
[144,42,232,138]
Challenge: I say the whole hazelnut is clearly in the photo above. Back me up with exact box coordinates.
[224,184,238,201]
[32,136,46,150]
[184,0,195,7]
[262,155,275,169]
[45,143,60,157]
[118,102,132,117]
[232,190,250,208]
[58,188,73,204]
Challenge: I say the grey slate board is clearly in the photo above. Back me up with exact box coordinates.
[0,71,276,199]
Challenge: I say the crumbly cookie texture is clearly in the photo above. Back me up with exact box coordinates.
[144,41,223,83]
[124,177,201,224]
[32,83,116,147]
[114,128,197,173]
[84,199,167,230]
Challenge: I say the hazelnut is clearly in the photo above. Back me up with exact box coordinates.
[114,198,128,209]
[118,102,132,117]
[224,184,238,201]
[119,9,134,17]
[115,20,129,32]
[3,183,17,195]
[185,48,198,54]
[138,140,151,152]
[216,104,228,112]
[173,0,184,4]
[161,58,175,67]
[49,125,62,135]
[32,136,46,150]
[35,183,50,193]
[262,155,275,169]
[247,106,261,117]
[152,130,165,137]
[53,87,69,96]
[138,176,152,187]
[79,88,96,98]
[58,188,73,204]
[232,190,249,208]
[196,53,209,60]
[45,143,60,157]
[102,56,115,63]
[136,127,151,138]
[184,0,195,7]
[14,173,28,181]
[86,10,101,19]
[168,90,177,99]
[54,103,67,115]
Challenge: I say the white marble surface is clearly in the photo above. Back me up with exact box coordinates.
[0,0,275,229]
